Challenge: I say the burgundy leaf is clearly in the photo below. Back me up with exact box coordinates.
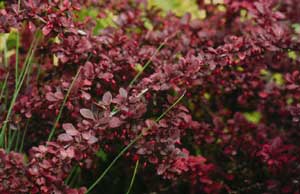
[57,133,73,142]
[102,91,112,105]
[109,117,123,128]
[87,136,98,144]
[119,88,128,98]
[45,92,58,102]
[80,108,95,120]
[62,123,79,136]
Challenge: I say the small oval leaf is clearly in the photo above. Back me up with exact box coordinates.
[62,123,79,136]
[58,133,73,142]
[102,91,112,105]
[119,88,127,98]
[80,108,95,120]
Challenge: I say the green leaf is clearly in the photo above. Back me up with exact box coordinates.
[0,2,5,9]
[272,73,284,86]
[204,92,211,100]
[76,8,116,35]
[243,111,262,124]
[292,23,300,34]
[96,149,107,161]
[288,50,297,61]
[134,63,143,73]
[148,0,206,19]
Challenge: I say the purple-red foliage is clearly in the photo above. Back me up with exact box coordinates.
[0,0,300,193]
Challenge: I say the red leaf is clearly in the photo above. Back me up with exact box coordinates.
[54,91,64,100]
[80,108,95,120]
[109,117,123,128]
[157,164,167,175]
[45,92,58,102]
[42,22,53,36]
[119,88,127,98]
[58,133,73,142]
[259,91,268,98]
[62,123,79,136]
[102,91,112,105]
[88,136,98,144]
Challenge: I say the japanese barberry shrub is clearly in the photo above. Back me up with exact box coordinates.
[0,0,300,193]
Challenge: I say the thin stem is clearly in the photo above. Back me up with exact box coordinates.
[47,66,82,142]
[65,165,78,185]
[125,159,139,194]
[26,57,34,86]
[155,90,186,122]
[14,127,21,151]
[3,35,8,68]
[17,0,21,11]
[69,166,81,187]
[86,91,186,194]
[86,134,143,194]
[0,73,9,101]
[129,40,167,87]
[19,119,30,152]
[7,130,17,152]
[15,32,20,89]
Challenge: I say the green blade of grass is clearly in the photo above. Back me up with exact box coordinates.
[69,166,81,187]
[18,118,29,152]
[86,133,142,194]
[129,41,166,87]
[7,129,17,152]
[18,0,21,11]
[125,159,139,194]
[3,34,8,68]
[155,91,186,122]
[26,56,34,86]
[14,127,21,151]
[0,72,9,101]
[0,34,40,147]
[15,32,20,88]
[47,66,82,142]
[15,0,21,85]
[65,165,78,185]
[86,91,186,194]
[15,32,39,88]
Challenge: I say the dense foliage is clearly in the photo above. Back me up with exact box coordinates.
[0,0,300,193]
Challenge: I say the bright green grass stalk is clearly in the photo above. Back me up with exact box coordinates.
[47,66,82,142]
[15,32,39,88]
[125,159,139,194]
[0,33,40,148]
[129,41,166,87]
[15,0,22,88]
[15,32,20,87]
[86,91,186,194]
[0,72,9,101]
